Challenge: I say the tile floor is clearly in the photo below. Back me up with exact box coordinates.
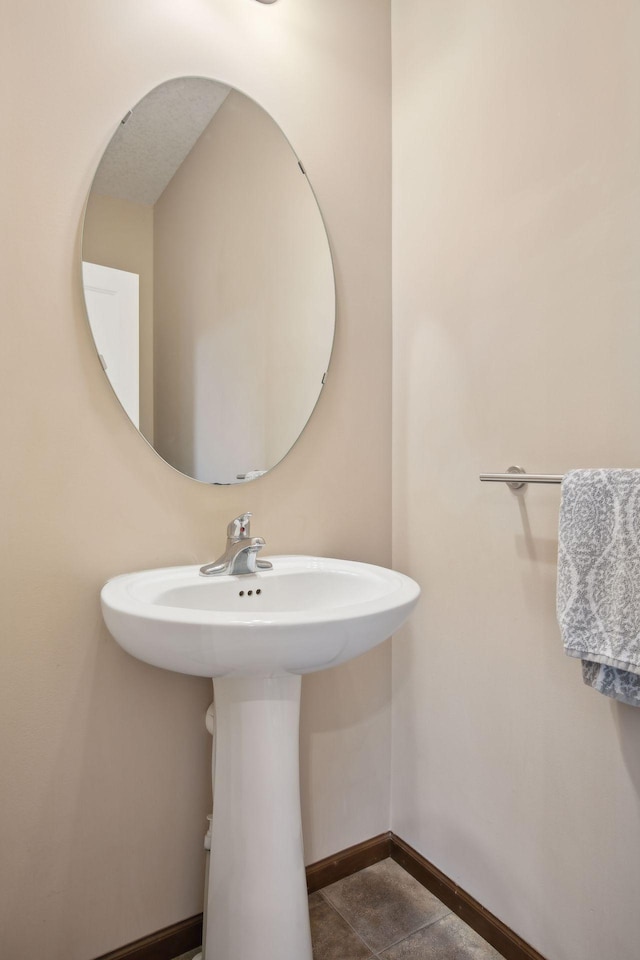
[174,858,503,960]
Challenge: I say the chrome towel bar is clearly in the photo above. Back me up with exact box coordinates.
[479,466,564,490]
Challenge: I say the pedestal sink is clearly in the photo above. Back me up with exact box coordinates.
[101,555,420,960]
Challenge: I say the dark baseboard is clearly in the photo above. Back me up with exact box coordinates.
[306,831,392,893]
[92,914,202,960]
[390,835,546,960]
[95,831,546,960]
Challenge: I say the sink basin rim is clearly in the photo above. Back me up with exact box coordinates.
[101,555,420,629]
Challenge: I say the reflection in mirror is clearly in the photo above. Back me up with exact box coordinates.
[82,78,335,484]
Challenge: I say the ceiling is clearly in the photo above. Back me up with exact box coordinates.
[91,77,231,205]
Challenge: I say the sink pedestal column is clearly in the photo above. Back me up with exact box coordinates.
[206,673,312,960]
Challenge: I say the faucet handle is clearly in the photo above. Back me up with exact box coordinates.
[227,512,252,541]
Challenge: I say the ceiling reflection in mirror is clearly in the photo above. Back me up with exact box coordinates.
[82,77,335,484]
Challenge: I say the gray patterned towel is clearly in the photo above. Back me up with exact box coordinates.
[557,469,640,706]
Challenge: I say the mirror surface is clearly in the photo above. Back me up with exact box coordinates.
[82,77,335,484]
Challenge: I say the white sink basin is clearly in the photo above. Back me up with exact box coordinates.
[101,555,420,677]
[101,554,419,960]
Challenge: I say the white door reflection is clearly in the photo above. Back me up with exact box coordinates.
[82,262,139,428]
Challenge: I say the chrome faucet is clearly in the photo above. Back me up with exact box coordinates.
[199,512,273,577]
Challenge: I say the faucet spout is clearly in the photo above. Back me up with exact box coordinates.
[200,514,273,577]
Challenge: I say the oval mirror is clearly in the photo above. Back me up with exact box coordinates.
[82,77,335,484]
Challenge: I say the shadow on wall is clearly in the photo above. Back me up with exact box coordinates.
[299,643,392,862]
[514,496,640,806]
[514,495,559,565]
[613,700,640,799]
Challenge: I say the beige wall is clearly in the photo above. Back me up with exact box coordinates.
[392,3,640,959]
[0,2,391,957]
[83,193,155,439]
[153,89,334,482]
